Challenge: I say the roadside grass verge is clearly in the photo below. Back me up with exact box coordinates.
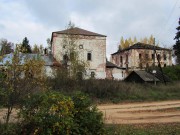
[105,123,180,135]
[48,79,180,103]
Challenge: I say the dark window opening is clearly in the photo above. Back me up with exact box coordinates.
[63,54,68,64]
[76,72,83,80]
[139,54,142,59]
[152,54,155,60]
[120,56,123,63]
[122,71,123,77]
[164,54,167,60]
[120,56,123,67]
[126,64,128,69]
[91,71,95,78]
[87,52,92,61]
[164,64,166,67]
[157,54,161,61]
[126,55,128,62]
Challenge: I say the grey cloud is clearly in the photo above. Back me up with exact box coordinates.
[1,0,179,56]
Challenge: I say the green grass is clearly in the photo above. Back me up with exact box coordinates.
[48,78,180,104]
[105,123,180,135]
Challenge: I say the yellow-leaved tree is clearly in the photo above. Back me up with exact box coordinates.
[0,48,47,125]
[119,35,157,49]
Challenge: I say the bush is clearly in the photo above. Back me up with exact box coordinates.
[19,91,105,135]
[163,65,180,80]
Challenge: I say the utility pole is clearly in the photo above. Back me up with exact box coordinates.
[153,38,156,85]
[154,38,167,85]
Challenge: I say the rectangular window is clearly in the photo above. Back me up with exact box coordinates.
[152,54,155,60]
[164,54,167,60]
[126,55,128,62]
[91,71,95,78]
[139,54,142,59]
[120,56,123,63]
[87,52,92,61]
[120,56,123,67]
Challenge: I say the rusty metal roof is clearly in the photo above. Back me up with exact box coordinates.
[133,70,159,82]
[112,42,171,55]
[53,27,106,37]
[106,61,126,69]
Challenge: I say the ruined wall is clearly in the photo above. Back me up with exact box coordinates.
[111,49,172,70]
[52,33,106,79]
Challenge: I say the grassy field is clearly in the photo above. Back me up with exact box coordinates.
[106,123,180,135]
[52,80,180,104]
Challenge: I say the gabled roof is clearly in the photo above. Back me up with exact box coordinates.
[106,61,126,69]
[127,70,159,82]
[112,42,171,55]
[150,70,171,82]
[106,61,118,68]
[53,27,106,37]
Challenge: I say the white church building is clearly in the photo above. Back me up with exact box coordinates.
[51,27,107,79]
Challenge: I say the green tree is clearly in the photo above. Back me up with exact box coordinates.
[47,38,51,51]
[32,44,40,53]
[0,38,13,56]
[39,44,44,54]
[19,91,105,135]
[0,50,46,126]
[20,37,32,53]
[61,22,88,80]
[173,17,180,64]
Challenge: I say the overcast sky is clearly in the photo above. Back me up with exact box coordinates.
[0,0,180,57]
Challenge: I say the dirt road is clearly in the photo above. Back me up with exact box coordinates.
[1,100,180,124]
[98,100,180,124]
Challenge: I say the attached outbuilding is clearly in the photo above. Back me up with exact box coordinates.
[106,61,127,80]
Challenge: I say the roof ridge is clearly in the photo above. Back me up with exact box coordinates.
[53,27,106,37]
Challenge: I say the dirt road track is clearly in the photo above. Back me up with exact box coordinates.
[98,100,180,124]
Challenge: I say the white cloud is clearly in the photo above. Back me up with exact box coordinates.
[0,0,180,56]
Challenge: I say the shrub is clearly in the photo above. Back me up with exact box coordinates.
[71,92,105,134]
[163,65,180,80]
[19,91,105,135]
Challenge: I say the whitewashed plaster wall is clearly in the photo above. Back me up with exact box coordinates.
[52,34,106,79]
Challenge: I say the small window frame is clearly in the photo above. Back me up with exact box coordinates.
[87,52,92,61]
[79,44,83,49]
